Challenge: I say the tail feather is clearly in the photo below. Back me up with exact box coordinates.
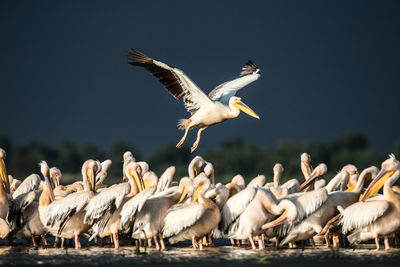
[177,119,190,130]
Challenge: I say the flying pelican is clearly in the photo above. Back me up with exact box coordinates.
[340,155,400,250]
[162,174,221,250]
[126,50,260,152]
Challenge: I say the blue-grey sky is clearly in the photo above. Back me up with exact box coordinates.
[1,0,399,153]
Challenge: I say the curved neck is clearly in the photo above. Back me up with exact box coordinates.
[384,170,400,203]
[301,162,312,180]
[353,169,373,193]
[227,102,241,119]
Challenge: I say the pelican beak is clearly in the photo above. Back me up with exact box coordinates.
[130,168,145,192]
[262,209,289,230]
[360,168,394,201]
[300,170,319,191]
[234,99,260,119]
[87,167,96,192]
[0,159,10,194]
[45,175,55,202]
[178,186,188,203]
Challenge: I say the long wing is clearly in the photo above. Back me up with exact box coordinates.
[126,49,213,114]
[84,183,130,224]
[208,60,260,104]
[119,186,156,230]
[340,200,389,234]
[162,202,205,238]
[12,174,41,199]
[45,191,92,227]
[220,186,257,232]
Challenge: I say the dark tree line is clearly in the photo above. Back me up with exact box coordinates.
[0,133,399,185]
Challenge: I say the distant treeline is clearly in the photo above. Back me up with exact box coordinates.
[0,134,399,185]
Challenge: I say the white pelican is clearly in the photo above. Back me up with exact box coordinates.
[44,159,100,249]
[162,174,221,250]
[126,50,260,152]
[130,177,192,250]
[270,167,377,247]
[340,155,400,250]
[85,161,147,248]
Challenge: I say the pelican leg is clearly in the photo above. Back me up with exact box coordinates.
[258,235,264,250]
[113,233,120,249]
[324,232,330,248]
[74,235,81,249]
[110,234,113,244]
[202,236,208,246]
[384,236,390,250]
[147,238,152,248]
[332,234,339,248]
[61,238,65,249]
[31,235,37,247]
[208,232,214,246]
[248,233,257,250]
[41,234,48,246]
[159,234,166,251]
[176,127,190,148]
[236,239,241,247]
[192,236,199,250]
[375,237,380,250]
[54,236,59,248]
[153,235,160,250]
[191,127,207,153]
[230,238,235,246]
[309,238,315,249]
[198,238,204,251]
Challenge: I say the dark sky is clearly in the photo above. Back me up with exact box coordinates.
[1,0,399,154]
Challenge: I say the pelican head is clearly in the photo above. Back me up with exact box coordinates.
[123,151,135,162]
[178,177,192,203]
[40,161,55,201]
[127,162,146,192]
[262,199,298,230]
[300,163,327,191]
[0,148,10,194]
[360,154,400,201]
[231,174,246,190]
[83,160,100,192]
[230,97,260,119]
[192,174,210,202]
[300,153,311,165]
[50,167,62,187]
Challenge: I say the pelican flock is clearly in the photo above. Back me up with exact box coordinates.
[0,146,399,252]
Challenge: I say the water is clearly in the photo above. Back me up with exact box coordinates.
[0,243,399,266]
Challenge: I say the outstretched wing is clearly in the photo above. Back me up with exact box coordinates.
[208,60,260,104]
[126,49,213,114]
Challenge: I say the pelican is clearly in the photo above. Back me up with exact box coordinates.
[220,175,266,240]
[340,155,400,250]
[85,161,147,248]
[44,159,100,249]
[162,174,221,250]
[126,50,260,152]
[271,166,377,247]
[123,151,135,181]
[130,177,192,250]
[229,187,297,249]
